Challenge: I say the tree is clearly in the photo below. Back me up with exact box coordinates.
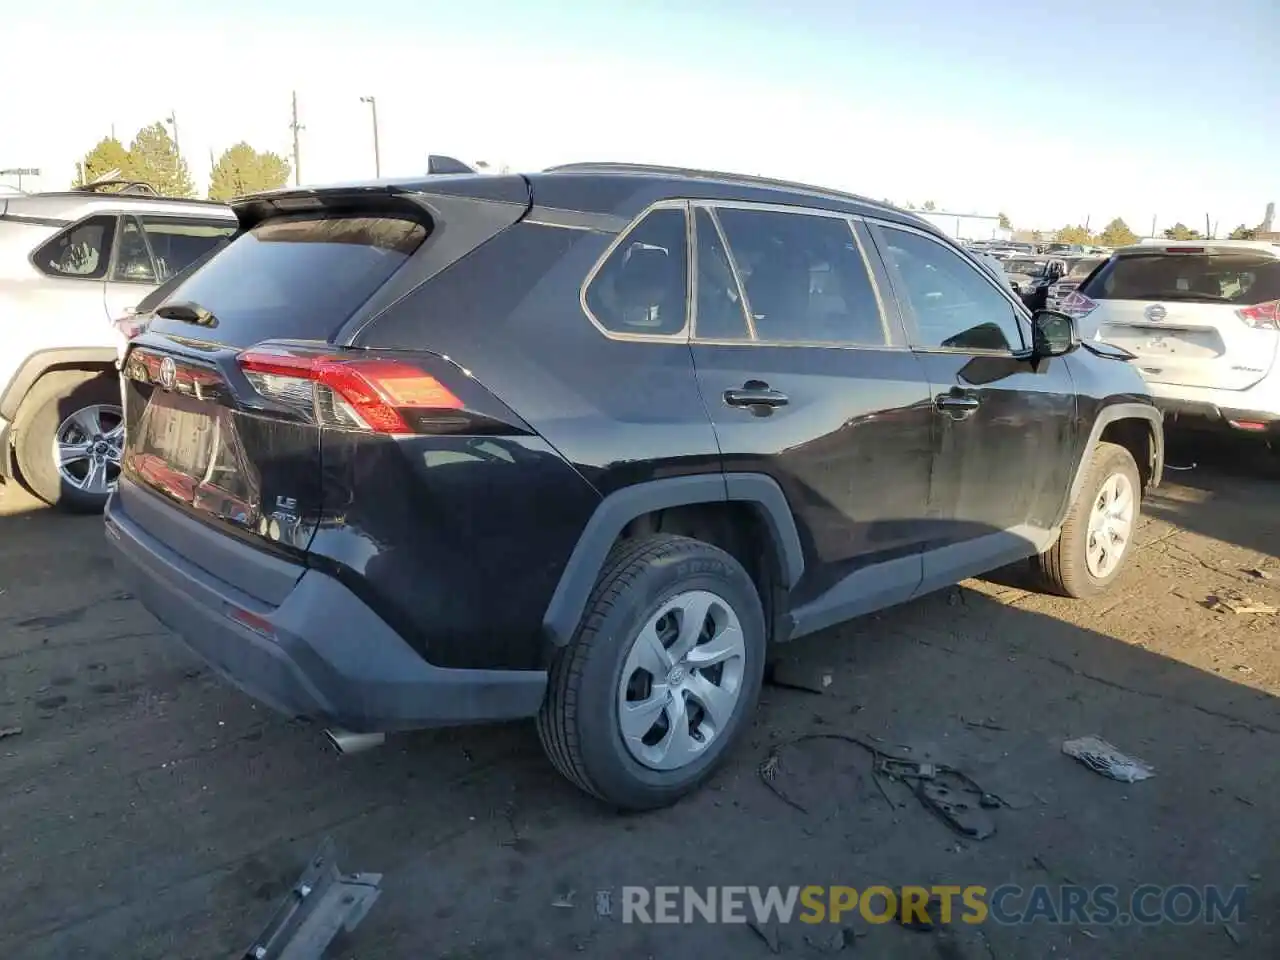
[922,200,937,211]
[208,143,291,201]
[997,212,1011,229]
[904,201,917,210]
[1097,217,1139,247]
[72,136,132,188]
[1162,222,1201,241]
[127,122,195,198]
[1229,224,1257,240]
[1055,224,1092,244]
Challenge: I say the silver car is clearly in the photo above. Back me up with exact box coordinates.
[0,184,236,510]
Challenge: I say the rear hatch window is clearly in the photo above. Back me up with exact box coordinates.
[146,214,428,348]
[1080,252,1280,306]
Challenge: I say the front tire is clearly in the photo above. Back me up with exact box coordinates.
[1035,441,1141,598]
[537,534,766,810]
[14,371,123,513]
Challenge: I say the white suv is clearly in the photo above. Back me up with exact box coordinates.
[1059,240,1280,437]
[0,185,236,510]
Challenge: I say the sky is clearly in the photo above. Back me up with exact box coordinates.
[1,0,1275,234]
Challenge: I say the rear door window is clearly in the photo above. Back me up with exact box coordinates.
[141,216,237,282]
[693,208,751,340]
[112,217,157,283]
[584,207,689,337]
[1080,252,1280,305]
[33,214,117,279]
[151,214,428,347]
[713,206,887,345]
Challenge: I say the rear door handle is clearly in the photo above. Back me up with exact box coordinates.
[935,393,980,419]
[724,385,789,408]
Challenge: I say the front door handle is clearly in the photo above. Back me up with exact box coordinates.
[724,384,790,408]
[935,393,980,419]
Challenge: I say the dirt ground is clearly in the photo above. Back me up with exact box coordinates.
[1,433,1277,960]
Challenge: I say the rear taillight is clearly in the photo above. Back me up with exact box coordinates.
[238,346,463,435]
[1059,290,1099,319]
[1236,300,1280,330]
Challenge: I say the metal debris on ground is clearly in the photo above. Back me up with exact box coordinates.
[767,658,835,694]
[1061,736,1155,783]
[1164,461,1197,471]
[551,889,576,908]
[0,725,22,740]
[748,918,782,954]
[240,837,381,960]
[758,733,1004,839]
[594,889,612,918]
[1206,592,1277,615]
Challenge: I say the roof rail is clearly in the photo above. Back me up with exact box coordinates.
[544,161,901,214]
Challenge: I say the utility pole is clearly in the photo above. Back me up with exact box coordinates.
[1151,214,1157,238]
[164,111,180,156]
[1205,213,1212,239]
[209,147,216,177]
[290,91,304,186]
[360,96,381,177]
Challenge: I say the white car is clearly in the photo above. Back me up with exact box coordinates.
[0,185,236,510]
[1059,240,1280,437]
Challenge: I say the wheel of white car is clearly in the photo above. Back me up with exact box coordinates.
[14,370,123,513]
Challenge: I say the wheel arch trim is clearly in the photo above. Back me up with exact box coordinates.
[1,347,120,422]
[1059,402,1164,527]
[541,472,805,648]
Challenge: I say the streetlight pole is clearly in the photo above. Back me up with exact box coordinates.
[359,96,381,178]
[164,111,181,156]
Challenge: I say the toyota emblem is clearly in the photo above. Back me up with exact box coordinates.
[1144,304,1168,322]
[159,356,177,390]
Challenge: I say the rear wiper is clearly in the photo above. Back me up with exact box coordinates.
[155,299,220,328]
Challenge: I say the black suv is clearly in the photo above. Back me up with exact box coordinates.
[105,164,1164,810]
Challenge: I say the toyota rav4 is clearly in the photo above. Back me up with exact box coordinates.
[105,165,1164,809]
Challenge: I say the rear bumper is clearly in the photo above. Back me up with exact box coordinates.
[1147,377,1280,433]
[104,487,547,732]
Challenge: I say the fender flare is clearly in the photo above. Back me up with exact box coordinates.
[541,472,805,647]
[1,347,120,422]
[1060,402,1164,524]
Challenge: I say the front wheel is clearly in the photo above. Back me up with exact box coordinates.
[14,371,123,513]
[537,534,766,810]
[1035,441,1141,598]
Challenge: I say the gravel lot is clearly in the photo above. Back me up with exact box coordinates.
[1,434,1277,959]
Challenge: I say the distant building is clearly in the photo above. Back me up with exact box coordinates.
[916,211,1012,242]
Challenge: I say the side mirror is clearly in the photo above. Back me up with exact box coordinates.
[1031,309,1079,358]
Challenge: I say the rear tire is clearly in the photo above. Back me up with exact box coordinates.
[14,371,123,513]
[537,534,766,810]
[1035,441,1141,598]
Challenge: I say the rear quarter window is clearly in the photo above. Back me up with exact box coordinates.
[150,214,427,347]
[32,214,117,280]
[1081,252,1280,305]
